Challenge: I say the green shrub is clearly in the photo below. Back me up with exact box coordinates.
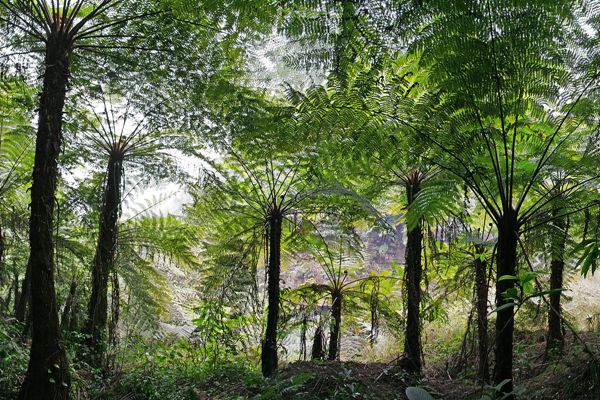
[0,320,28,400]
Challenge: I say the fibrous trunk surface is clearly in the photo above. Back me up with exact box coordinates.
[474,246,489,382]
[547,212,567,354]
[85,153,123,366]
[15,258,30,323]
[262,213,282,377]
[311,326,325,360]
[402,179,423,374]
[493,209,518,400]
[19,36,71,400]
[328,289,342,360]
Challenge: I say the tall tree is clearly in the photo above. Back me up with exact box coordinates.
[191,140,365,375]
[292,233,385,361]
[193,151,316,376]
[473,242,491,383]
[458,223,494,383]
[282,60,455,375]
[400,170,425,373]
[0,1,176,396]
[546,206,568,353]
[78,92,180,367]
[389,2,599,395]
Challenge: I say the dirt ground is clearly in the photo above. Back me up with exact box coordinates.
[279,360,405,399]
[193,331,599,399]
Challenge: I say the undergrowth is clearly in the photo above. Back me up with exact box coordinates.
[2,318,599,400]
[0,319,28,400]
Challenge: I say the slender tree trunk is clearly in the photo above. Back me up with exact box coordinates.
[61,281,77,331]
[4,279,12,313]
[0,222,4,283]
[474,246,489,383]
[262,212,282,377]
[2,266,13,313]
[69,296,80,332]
[19,35,72,400]
[107,268,120,370]
[109,268,120,346]
[311,326,325,360]
[493,209,518,400]
[15,258,31,323]
[84,153,123,367]
[299,313,308,361]
[328,289,342,360]
[546,213,567,353]
[0,224,5,310]
[12,269,19,314]
[402,179,423,374]
[369,278,380,345]
[0,225,8,313]
[21,306,32,342]
[0,221,7,310]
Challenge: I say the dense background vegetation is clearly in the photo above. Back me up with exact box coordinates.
[0,1,598,399]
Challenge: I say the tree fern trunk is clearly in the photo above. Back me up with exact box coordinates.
[61,281,77,332]
[474,246,489,383]
[85,153,123,367]
[311,326,325,360]
[18,35,71,400]
[493,209,518,400]
[107,268,120,370]
[12,269,19,315]
[402,179,423,374]
[299,313,308,361]
[69,295,80,332]
[328,289,342,360]
[262,212,281,377]
[0,223,4,283]
[15,258,31,323]
[369,278,380,346]
[546,212,567,353]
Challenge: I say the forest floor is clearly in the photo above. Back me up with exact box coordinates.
[193,361,402,400]
[188,331,600,400]
[425,331,600,400]
[4,319,598,399]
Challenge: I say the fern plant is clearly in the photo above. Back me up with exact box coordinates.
[288,229,398,361]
